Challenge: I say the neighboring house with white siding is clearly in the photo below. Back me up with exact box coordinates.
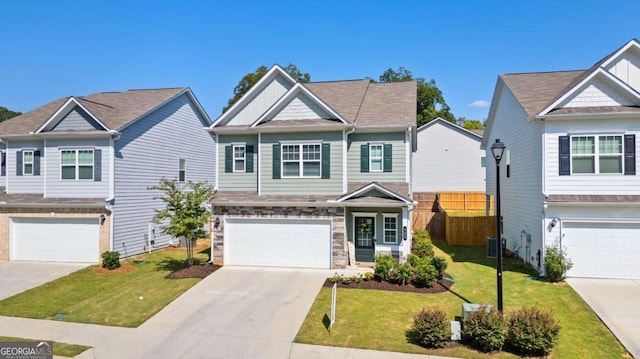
[413,117,485,193]
[482,39,640,279]
[209,65,417,269]
[0,88,215,262]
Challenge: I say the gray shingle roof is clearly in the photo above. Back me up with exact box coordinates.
[0,88,186,135]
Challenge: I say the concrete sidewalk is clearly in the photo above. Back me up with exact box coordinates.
[567,278,640,358]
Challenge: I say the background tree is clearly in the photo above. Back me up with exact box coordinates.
[223,63,311,112]
[0,106,21,122]
[377,67,455,127]
[149,178,215,266]
[457,117,485,131]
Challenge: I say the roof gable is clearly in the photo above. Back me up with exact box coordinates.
[417,117,482,141]
[36,97,109,133]
[335,182,414,205]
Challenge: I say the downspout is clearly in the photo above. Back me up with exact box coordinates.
[343,124,356,194]
[257,132,261,196]
[43,138,47,198]
[106,131,120,251]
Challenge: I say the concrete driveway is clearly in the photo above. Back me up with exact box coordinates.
[86,266,329,359]
[0,261,89,300]
[567,278,640,358]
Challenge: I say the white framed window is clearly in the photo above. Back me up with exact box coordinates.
[572,135,622,174]
[61,149,93,180]
[179,159,186,182]
[369,144,383,172]
[233,145,246,172]
[281,143,321,178]
[23,150,34,175]
[383,214,398,244]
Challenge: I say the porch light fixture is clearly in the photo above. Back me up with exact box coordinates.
[99,214,106,225]
[491,138,506,312]
[214,217,220,228]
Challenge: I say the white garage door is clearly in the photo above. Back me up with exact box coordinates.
[562,222,640,279]
[224,218,331,269]
[11,218,100,262]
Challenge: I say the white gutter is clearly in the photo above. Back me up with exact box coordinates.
[534,111,640,121]
[257,132,262,196]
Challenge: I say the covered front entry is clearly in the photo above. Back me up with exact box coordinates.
[562,221,640,279]
[224,218,332,269]
[10,217,100,262]
[354,215,375,262]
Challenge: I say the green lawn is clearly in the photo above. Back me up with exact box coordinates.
[0,246,210,327]
[0,336,91,357]
[295,239,629,358]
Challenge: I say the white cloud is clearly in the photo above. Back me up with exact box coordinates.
[469,100,490,107]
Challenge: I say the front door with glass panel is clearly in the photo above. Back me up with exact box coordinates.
[355,216,375,262]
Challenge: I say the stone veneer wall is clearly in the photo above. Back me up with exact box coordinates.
[0,207,111,261]
[212,206,347,269]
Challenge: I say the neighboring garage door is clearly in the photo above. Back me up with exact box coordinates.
[562,222,640,279]
[224,218,331,269]
[10,218,100,262]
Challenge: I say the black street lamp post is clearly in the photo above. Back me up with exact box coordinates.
[491,138,506,312]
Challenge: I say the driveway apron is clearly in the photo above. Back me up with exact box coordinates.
[86,266,328,359]
[567,278,640,358]
[0,261,89,300]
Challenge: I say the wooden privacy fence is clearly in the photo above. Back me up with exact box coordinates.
[439,191,493,211]
[445,215,496,246]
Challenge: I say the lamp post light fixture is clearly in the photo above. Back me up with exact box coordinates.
[491,138,506,312]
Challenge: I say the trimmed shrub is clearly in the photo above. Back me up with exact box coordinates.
[374,254,395,281]
[413,258,438,287]
[394,262,414,285]
[506,306,561,356]
[413,229,434,257]
[410,308,451,348]
[463,306,506,352]
[432,256,448,278]
[544,246,573,282]
[363,271,375,281]
[101,251,121,270]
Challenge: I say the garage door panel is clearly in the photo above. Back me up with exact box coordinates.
[11,218,99,262]
[225,219,331,269]
[563,222,640,279]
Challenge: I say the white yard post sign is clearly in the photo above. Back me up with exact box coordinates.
[330,282,337,331]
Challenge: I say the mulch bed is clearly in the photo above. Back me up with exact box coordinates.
[95,261,136,275]
[165,264,222,279]
[322,275,454,293]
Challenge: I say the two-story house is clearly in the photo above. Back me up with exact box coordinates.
[209,65,417,269]
[0,88,215,262]
[482,39,640,280]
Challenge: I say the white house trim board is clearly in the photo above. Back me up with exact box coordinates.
[257,132,261,196]
[335,182,415,205]
[211,65,296,128]
[599,39,640,70]
[35,97,109,133]
[250,83,348,127]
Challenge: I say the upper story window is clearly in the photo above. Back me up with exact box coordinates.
[233,145,246,172]
[23,150,34,175]
[282,143,321,178]
[61,149,93,180]
[572,135,622,174]
[369,144,383,172]
[383,214,398,244]
[179,159,186,182]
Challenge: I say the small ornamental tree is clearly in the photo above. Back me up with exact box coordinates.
[149,178,215,266]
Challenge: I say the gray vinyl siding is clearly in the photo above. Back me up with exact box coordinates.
[44,138,110,198]
[272,94,331,120]
[261,131,343,195]
[485,84,544,258]
[217,134,258,191]
[7,140,44,194]
[347,132,406,182]
[52,107,101,131]
[112,93,216,258]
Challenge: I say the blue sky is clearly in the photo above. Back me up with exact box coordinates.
[1,1,639,122]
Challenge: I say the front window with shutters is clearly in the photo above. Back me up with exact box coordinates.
[281,143,321,178]
[233,145,246,172]
[61,149,93,180]
[369,144,383,172]
[23,151,34,175]
[572,135,622,174]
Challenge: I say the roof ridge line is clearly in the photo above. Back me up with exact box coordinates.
[77,97,115,109]
[352,80,371,124]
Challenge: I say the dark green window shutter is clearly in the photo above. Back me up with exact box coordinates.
[16,150,23,176]
[321,143,330,179]
[272,144,281,179]
[33,150,41,176]
[1,152,5,176]
[246,145,254,173]
[624,134,636,175]
[383,144,392,172]
[559,136,570,176]
[224,145,232,173]
[360,144,369,172]
[94,149,102,181]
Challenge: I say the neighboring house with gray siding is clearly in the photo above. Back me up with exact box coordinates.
[0,88,215,262]
[483,39,640,280]
[209,65,417,269]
